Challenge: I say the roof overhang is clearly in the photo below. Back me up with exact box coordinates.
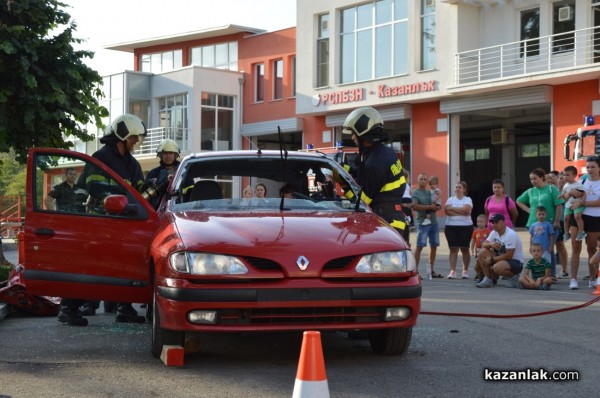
[105,25,266,53]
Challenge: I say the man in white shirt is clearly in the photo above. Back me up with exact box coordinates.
[476,213,525,288]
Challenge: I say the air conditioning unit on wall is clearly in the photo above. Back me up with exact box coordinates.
[491,128,509,145]
[558,6,572,22]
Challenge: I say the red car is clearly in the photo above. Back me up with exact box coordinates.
[22,148,421,357]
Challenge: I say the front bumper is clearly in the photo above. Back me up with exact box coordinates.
[156,277,421,332]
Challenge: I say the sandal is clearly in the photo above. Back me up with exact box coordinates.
[431,271,443,278]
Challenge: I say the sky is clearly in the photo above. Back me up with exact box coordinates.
[62,0,297,76]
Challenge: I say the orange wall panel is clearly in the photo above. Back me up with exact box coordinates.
[238,28,297,124]
[411,102,448,206]
[302,117,330,149]
[553,80,600,173]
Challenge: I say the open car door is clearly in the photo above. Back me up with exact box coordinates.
[21,148,158,304]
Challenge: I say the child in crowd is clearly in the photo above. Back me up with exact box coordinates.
[422,175,441,226]
[471,214,491,283]
[241,185,254,205]
[470,214,491,257]
[518,243,553,290]
[561,165,586,241]
[529,206,554,263]
[243,185,254,199]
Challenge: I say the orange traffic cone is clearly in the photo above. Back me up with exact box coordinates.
[292,331,330,398]
[592,270,600,296]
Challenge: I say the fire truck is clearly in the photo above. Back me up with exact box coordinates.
[563,116,600,176]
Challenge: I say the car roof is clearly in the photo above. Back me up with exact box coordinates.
[181,150,329,161]
[175,150,340,190]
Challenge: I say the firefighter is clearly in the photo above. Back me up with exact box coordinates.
[144,139,181,209]
[340,106,407,236]
[57,114,148,326]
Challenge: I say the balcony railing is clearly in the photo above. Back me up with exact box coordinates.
[455,26,600,86]
[136,127,189,156]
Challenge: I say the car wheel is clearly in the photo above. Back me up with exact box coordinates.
[151,289,185,358]
[368,327,412,356]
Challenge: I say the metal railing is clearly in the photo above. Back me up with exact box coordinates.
[455,26,600,86]
[0,196,23,238]
[136,127,189,156]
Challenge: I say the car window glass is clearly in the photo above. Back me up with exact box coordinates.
[172,157,360,211]
[35,153,148,219]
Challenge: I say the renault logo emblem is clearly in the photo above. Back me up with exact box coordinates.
[296,255,309,271]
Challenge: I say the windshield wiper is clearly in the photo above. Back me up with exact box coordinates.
[354,188,365,212]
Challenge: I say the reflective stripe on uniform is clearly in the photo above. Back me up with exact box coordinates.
[86,174,118,186]
[361,191,372,205]
[380,175,406,193]
[389,219,407,230]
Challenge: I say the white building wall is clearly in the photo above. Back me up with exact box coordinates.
[296,0,459,116]
[150,66,243,153]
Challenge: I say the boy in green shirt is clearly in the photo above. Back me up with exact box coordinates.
[518,243,553,290]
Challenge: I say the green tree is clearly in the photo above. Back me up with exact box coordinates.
[0,0,107,267]
[0,0,108,164]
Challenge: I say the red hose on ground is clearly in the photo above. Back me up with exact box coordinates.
[420,295,600,318]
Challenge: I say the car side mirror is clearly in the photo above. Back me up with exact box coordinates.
[104,195,137,215]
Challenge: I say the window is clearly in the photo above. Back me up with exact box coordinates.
[520,8,540,57]
[273,59,283,100]
[158,94,188,148]
[291,56,296,96]
[340,0,408,84]
[317,14,329,87]
[255,64,264,102]
[35,153,147,219]
[553,1,575,54]
[200,93,234,151]
[519,143,550,158]
[190,42,238,70]
[421,0,435,70]
[139,50,182,73]
[464,148,490,162]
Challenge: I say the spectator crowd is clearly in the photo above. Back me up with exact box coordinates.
[403,162,600,291]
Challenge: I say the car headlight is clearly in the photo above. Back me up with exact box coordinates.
[169,252,248,275]
[355,250,416,273]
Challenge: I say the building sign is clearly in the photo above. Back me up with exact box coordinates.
[312,88,364,107]
[378,80,437,98]
[312,80,438,107]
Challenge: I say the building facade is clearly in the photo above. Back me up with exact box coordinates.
[76,0,600,225]
[78,25,301,179]
[297,0,600,224]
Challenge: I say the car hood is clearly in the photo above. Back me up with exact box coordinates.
[171,210,408,275]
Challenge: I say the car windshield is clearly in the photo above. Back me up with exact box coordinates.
[169,152,364,212]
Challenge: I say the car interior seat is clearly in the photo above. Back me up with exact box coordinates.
[189,180,223,201]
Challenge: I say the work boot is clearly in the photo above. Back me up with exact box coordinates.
[103,301,117,313]
[115,303,145,323]
[80,302,97,316]
[57,307,88,326]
